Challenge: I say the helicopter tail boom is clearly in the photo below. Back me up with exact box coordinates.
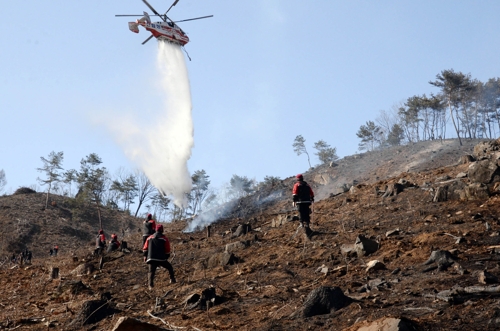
[128,22,139,33]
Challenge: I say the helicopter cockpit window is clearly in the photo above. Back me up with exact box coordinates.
[168,22,174,28]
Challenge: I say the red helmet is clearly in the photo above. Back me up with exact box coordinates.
[147,213,152,220]
[156,224,164,233]
[111,233,117,239]
[296,174,303,180]
[99,229,104,234]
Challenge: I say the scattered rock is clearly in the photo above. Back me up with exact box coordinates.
[207,252,237,268]
[57,280,92,295]
[386,228,400,237]
[355,235,379,257]
[366,260,386,272]
[225,240,250,253]
[70,298,115,326]
[235,223,251,237]
[315,264,329,275]
[183,286,222,310]
[111,317,169,331]
[271,215,289,227]
[461,183,490,200]
[71,262,95,276]
[479,270,499,284]
[355,317,418,331]
[423,250,456,271]
[382,183,404,198]
[341,244,357,257]
[459,154,475,164]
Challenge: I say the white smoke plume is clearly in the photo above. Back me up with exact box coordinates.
[106,40,193,207]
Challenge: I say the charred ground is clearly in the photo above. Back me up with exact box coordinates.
[2,138,500,330]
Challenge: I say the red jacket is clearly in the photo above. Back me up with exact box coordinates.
[292,180,314,203]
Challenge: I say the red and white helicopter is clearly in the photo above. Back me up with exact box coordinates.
[116,0,212,46]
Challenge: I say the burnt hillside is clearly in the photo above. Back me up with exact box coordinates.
[3,138,500,330]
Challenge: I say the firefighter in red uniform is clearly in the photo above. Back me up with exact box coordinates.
[142,213,157,246]
[143,224,176,289]
[292,174,315,228]
[95,229,106,256]
[107,233,121,252]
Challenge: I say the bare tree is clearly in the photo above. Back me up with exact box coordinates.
[134,170,157,217]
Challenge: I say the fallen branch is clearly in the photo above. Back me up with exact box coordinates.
[404,307,435,312]
[206,302,220,330]
[437,285,500,304]
[147,310,186,330]
[443,233,461,240]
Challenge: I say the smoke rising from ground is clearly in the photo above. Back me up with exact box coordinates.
[106,40,193,207]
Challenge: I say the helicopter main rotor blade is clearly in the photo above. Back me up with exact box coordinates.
[142,0,165,21]
[116,14,166,17]
[142,35,155,45]
[174,15,213,23]
[165,0,180,15]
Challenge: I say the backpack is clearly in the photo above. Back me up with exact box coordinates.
[297,181,312,202]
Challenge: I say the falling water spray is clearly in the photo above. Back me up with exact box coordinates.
[108,40,193,207]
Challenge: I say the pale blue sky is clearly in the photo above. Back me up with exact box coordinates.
[1,0,500,194]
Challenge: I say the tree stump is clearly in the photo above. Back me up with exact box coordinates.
[49,267,59,280]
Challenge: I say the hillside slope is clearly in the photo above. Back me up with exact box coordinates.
[3,138,500,331]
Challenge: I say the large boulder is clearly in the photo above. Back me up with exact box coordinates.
[433,180,466,202]
[468,159,500,184]
[301,286,350,318]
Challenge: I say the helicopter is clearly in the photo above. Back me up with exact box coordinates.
[116,0,213,46]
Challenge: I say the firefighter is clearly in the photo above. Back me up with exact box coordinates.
[292,174,315,228]
[143,224,176,289]
[142,213,157,246]
[95,229,106,256]
[107,233,121,252]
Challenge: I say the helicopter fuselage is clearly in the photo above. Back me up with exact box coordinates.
[130,16,189,46]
